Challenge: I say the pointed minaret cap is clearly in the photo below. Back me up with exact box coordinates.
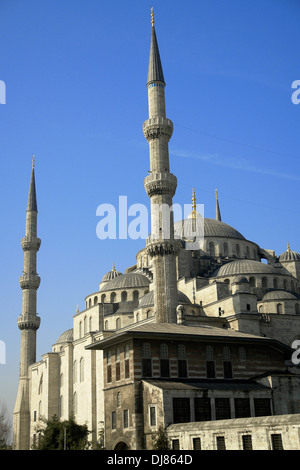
[147,8,165,86]
[215,188,221,222]
[27,154,38,212]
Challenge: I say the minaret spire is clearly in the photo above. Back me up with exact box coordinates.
[215,188,222,221]
[143,11,179,324]
[13,158,41,450]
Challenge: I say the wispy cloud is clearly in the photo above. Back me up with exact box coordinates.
[171,148,300,181]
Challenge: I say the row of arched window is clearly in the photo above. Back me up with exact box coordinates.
[258,303,300,315]
[73,358,85,383]
[224,276,296,291]
[208,241,255,259]
[86,289,149,308]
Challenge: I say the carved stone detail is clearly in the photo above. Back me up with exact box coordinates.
[21,236,41,252]
[146,237,181,257]
[17,314,40,331]
[144,172,177,197]
[143,117,173,141]
[19,274,41,290]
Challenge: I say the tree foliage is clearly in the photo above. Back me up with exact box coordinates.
[0,402,12,449]
[33,414,90,450]
[152,426,171,450]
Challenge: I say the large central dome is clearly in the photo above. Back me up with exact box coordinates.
[174,217,245,241]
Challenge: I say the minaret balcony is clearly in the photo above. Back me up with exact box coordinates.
[146,236,181,257]
[19,274,41,290]
[143,117,173,141]
[144,172,177,197]
[21,236,41,252]
[17,314,40,331]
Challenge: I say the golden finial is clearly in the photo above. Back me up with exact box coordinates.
[192,188,196,211]
[112,262,116,272]
[32,154,35,169]
[151,7,155,26]
[287,242,291,252]
[215,188,218,199]
[76,304,79,313]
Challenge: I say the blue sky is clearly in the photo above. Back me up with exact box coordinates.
[0,0,299,424]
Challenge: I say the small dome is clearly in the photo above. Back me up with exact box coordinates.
[138,290,191,308]
[100,272,150,291]
[101,264,123,283]
[279,244,300,262]
[55,328,73,344]
[212,259,291,278]
[262,290,299,302]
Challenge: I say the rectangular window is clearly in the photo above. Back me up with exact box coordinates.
[178,359,188,378]
[142,358,152,377]
[107,365,112,383]
[254,398,271,417]
[123,409,129,429]
[235,398,251,418]
[160,359,170,377]
[173,398,190,424]
[33,411,37,422]
[242,434,253,450]
[111,411,116,430]
[116,362,120,381]
[172,439,180,450]
[223,361,233,378]
[206,361,215,378]
[215,398,231,420]
[193,437,201,450]
[216,436,226,450]
[125,359,130,378]
[149,406,156,427]
[271,433,283,450]
[194,397,211,421]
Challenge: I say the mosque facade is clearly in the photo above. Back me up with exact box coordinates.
[13,13,300,451]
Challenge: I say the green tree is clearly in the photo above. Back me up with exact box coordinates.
[33,414,90,450]
[152,426,171,450]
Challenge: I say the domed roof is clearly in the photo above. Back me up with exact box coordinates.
[174,217,245,241]
[100,272,150,291]
[212,259,291,278]
[138,290,191,308]
[55,328,73,344]
[101,264,123,283]
[279,244,300,262]
[262,290,299,301]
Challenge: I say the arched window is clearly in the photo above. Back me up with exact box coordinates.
[249,277,256,288]
[178,344,187,378]
[39,400,42,419]
[116,347,121,381]
[224,278,230,284]
[273,278,278,289]
[142,342,152,377]
[94,296,98,305]
[101,294,106,303]
[223,243,228,257]
[84,316,87,335]
[291,281,295,292]
[236,244,240,257]
[89,299,92,308]
[104,320,108,330]
[110,292,116,303]
[160,344,169,377]
[296,304,300,315]
[209,242,215,256]
[116,317,121,329]
[38,374,43,394]
[246,246,250,258]
[206,345,214,360]
[89,316,92,331]
[258,305,263,313]
[133,290,139,301]
[283,280,287,290]
[121,291,127,302]
[79,321,82,338]
[136,312,140,323]
[223,346,231,360]
[80,357,84,382]
[178,344,186,358]
[262,277,268,288]
[276,303,282,314]
[124,344,130,378]
[239,347,247,362]
[146,309,152,319]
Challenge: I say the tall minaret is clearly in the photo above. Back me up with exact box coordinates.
[13,156,41,450]
[143,10,179,323]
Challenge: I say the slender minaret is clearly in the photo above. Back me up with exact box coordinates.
[143,10,179,323]
[13,156,41,450]
[216,188,221,221]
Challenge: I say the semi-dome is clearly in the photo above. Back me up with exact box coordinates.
[55,328,73,344]
[212,259,291,278]
[101,263,123,283]
[100,272,150,291]
[262,290,299,302]
[138,289,191,308]
[174,217,245,241]
[279,243,300,262]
